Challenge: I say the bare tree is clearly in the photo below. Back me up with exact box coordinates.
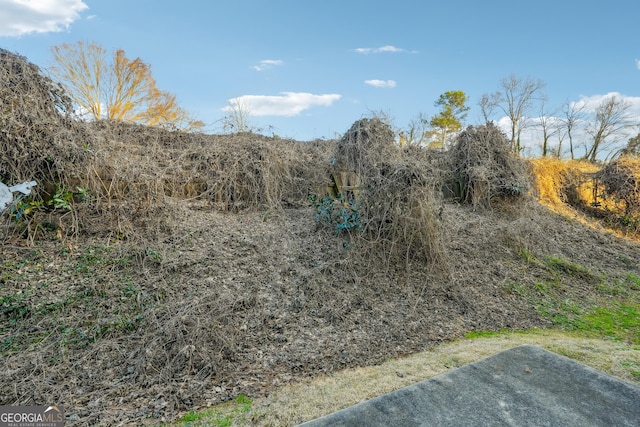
[400,113,430,146]
[560,100,586,160]
[536,102,560,157]
[221,98,255,133]
[584,95,635,162]
[483,74,546,154]
[553,127,568,158]
[478,93,495,124]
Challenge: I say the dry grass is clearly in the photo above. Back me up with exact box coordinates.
[529,157,599,212]
[529,156,640,238]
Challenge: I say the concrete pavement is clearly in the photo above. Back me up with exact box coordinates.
[298,345,640,426]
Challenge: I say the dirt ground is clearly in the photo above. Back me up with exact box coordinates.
[2,194,639,425]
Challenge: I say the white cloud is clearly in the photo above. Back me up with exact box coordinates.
[572,92,640,114]
[365,79,396,88]
[354,45,404,54]
[0,0,88,37]
[636,59,640,70]
[253,59,283,71]
[495,116,513,133]
[223,92,341,117]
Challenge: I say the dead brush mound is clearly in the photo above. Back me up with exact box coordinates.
[0,49,90,210]
[596,157,640,215]
[331,118,446,266]
[81,121,332,239]
[87,121,332,212]
[448,122,531,210]
[594,157,640,235]
[0,48,332,242]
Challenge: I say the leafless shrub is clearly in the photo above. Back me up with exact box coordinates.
[335,117,400,175]
[448,123,531,209]
[595,157,640,215]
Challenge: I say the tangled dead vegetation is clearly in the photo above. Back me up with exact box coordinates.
[0,49,96,241]
[530,156,640,237]
[87,122,332,213]
[331,118,446,267]
[79,121,332,241]
[0,49,90,200]
[448,123,531,209]
[2,50,640,426]
[596,157,640,215]
[0,48,333,242]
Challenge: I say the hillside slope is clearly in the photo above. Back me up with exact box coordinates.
[1,49,639,426]
[2,197,639,425]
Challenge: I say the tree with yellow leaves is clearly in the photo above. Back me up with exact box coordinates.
[51,41,203,131]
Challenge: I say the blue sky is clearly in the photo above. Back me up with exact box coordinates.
[1,0,639,154]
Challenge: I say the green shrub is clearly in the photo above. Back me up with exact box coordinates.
[310,193,365,234]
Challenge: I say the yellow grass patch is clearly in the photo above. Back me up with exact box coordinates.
[529,157,599,213]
